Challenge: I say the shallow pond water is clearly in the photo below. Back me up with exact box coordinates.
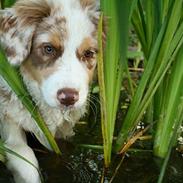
[0,121,183,183]
[0,137,183,183]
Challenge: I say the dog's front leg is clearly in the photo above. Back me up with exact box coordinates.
[0,121,41,183]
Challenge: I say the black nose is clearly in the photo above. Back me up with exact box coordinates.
[57,88,79,106]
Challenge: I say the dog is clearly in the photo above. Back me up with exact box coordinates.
[0,0,100,182]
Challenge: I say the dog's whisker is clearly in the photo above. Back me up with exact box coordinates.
[87,98,98,114]
[86,98,98,123]
[89,95,102,106]
[87,95,99,113]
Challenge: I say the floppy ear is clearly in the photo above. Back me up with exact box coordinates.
[0,0,50,66]
[80,0,100,18]
[80,0,98,9]
[80,0,106,46]
[0,9,36,66]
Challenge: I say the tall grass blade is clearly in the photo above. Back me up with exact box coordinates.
[1,0,15,8]
[0,47,61,155]
[154,45,183,157]
[99,0,131,166]
[157,96,183,183]
[115,21,167,151]
[115,0,183,154]
[97,14,109,166]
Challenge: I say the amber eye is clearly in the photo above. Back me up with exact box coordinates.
[83,50,95,59]
[43,44,55,55]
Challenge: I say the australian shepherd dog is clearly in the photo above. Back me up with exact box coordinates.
[0,0,100,182]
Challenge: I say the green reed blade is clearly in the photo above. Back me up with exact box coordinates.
[115,0,183,153]
[114,20,166,151]
[99,0,131,166]
[0,47,61,155]
[97,14,109,166]
[154,45,183,158]
[1,0,15,8]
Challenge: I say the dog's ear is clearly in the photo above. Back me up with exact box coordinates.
[80,0,106,46]
[80,0,100,18]
[80,0,98,9]
[0,9,36,66]
[0,0,51,66]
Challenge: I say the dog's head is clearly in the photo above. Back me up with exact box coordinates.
[0,0,101,111]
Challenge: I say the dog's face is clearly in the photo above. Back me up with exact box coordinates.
[0,0,100,110]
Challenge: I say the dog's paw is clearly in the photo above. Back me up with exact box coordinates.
[5,144,41,183]
[13,170,41,183]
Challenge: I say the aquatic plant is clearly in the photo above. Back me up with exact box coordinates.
[99,0,183,181]
[115,0,183,156]
[98,0,132,167]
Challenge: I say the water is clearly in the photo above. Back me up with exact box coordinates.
[1,141,183,183]
[0,125,183,183]
[37,144,104,183]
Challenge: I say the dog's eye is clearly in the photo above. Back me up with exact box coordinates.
[83,50,95,59]
[43,44,55,55]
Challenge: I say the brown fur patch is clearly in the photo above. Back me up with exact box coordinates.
[80,0,95,9]
[76,37,98,81]
[21,59,59,84]
[35,16,67,44]
[0,14,17,32]
[0,88,11,101]
[77,37,98,57]
[10,30,19,39]
[14,0,51,25]
[30,16,67,67]
[47,19,67,47]
[55,17,66,25]
[30,42,63,68]
[92,16,107,47]
[5,46,16,58]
